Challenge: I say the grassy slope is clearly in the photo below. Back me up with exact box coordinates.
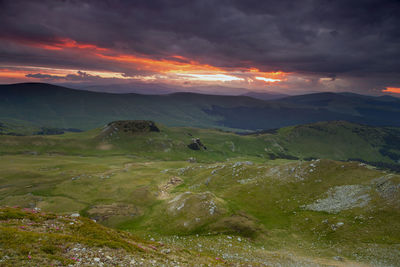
[263,121,400,164]
[1,155,399,265]
[0,120,42,135]
[1,121,400,265]
[0,120,399,164]
[0,207,222,266]
[129,159,400,261]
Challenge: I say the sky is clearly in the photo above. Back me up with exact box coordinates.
[0,0,400,95]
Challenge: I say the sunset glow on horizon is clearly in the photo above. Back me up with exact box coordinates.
[255,77,282,83]
[1,0,399,95]
[0,37,290,86]
[383,87,400,94]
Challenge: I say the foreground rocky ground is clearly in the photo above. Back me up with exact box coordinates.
[0,207,225,266]
[2,206,399,266]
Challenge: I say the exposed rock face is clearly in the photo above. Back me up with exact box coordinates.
[373,175,400,207]
[187,138,207,150]
[99,120,160,140]
[304,185,371,213]
[107,120,160,133]
[158,176,183,199]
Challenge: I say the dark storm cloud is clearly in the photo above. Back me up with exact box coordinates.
[26,71,102,81]
[1,0,400,91]
[26,73,64,80]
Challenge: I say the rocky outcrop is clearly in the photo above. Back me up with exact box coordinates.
[187,138,207,150]
[303,185,371,213]
[107,120,159,133]
[99,120,160,140]
[373,175,400,207]
[158,177,183,199]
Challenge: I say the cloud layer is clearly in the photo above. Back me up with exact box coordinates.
[1,0,399,94]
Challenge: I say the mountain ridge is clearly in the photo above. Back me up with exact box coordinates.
[2,82,400,131]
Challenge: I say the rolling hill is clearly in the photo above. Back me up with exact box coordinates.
[241,91,288,100]
[2,83,400,131]
[0,83,264,131]
[1,120,400,266]
[0,120,400,167]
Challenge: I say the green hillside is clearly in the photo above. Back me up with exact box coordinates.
[260,121,400,166]
[0,120,399,166]
[0,207,221,266]
[1,120,400,266]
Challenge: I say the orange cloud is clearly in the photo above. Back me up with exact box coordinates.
[95,53,223,74]
[175,73,244,82]
[0,69,28,78]
[3,37,289,84]
[249,69,286,83]
[35,38,109,52]
[383,87,400,94]
[11,37,219,74]
[27,38,288,81]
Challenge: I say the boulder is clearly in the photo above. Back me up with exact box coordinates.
[187,138,207,150]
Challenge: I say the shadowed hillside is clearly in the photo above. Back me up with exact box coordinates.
[0,83,263,131]
[2,83,400,131]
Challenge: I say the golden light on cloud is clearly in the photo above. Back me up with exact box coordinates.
[0,69,28,78]
[176,73,244,82]
[82,70,129,79]
[2,37,290,87]
[255,76,281,83]
[250,69,286,83]
[95,53,222,74]
[383,87,400,94]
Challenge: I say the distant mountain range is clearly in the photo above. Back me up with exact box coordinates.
[63,82,254,96]
[1,82,400,131]
[241,91,288,100]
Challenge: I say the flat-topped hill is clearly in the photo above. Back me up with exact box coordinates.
[107,120,160,133]
[100,120,160,136]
